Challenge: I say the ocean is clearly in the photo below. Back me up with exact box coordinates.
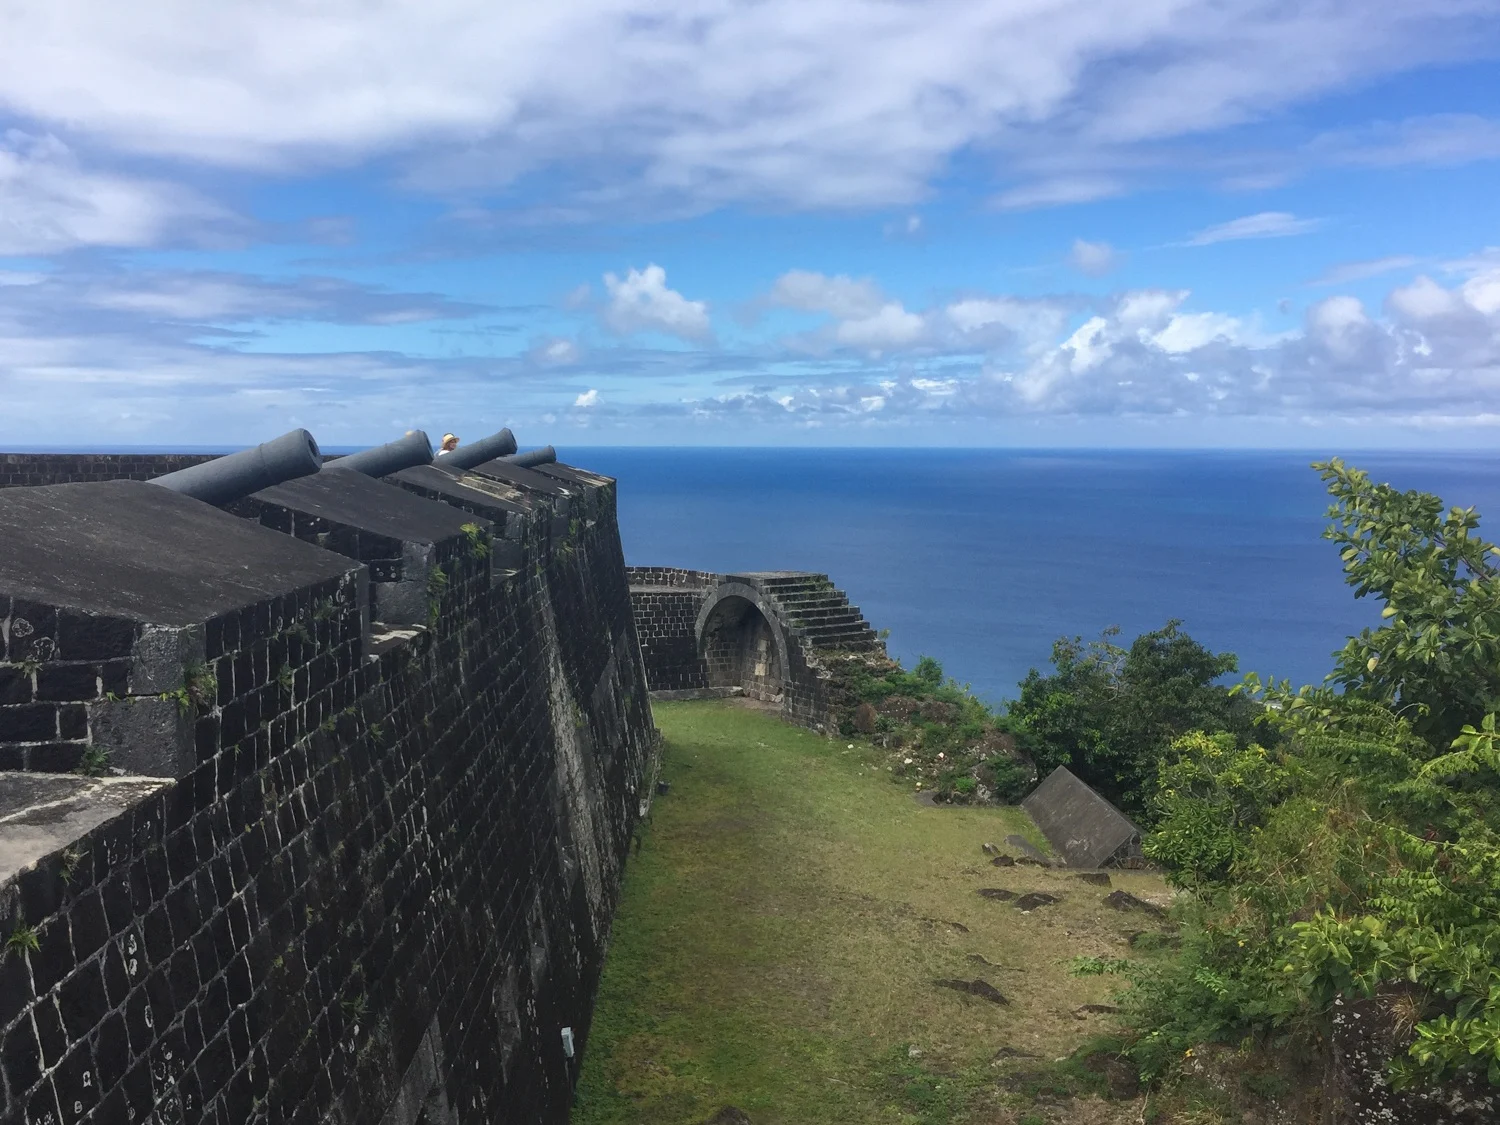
[577,448,1500,706]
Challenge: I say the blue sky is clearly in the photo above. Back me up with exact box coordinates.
[2,2,1499,449]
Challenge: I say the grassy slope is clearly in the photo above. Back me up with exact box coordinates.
[575,701,1173,1125]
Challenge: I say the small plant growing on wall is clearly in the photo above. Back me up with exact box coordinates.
[59,847,84,884]
[75,744,111,778]
[6,919,40,959]
[163,664,218,715]
[460,522,490,560]
[427,565,450,627]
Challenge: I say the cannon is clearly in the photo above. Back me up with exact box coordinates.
[149,428,322,505]
[325,430,433,477]
[441,428,517,470]
[505,446,557,468]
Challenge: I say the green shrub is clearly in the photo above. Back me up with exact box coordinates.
[980,756,1034,803]
[1121,461,1500,1094]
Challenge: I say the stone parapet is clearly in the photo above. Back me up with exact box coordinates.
[0,453,656,1125]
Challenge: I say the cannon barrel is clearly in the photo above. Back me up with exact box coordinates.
[442,428,517,469]
[505,446,557,468]
[149,429,322,505]
[326,430,433,477]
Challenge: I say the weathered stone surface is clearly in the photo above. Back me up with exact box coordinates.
[1104,890,1168,917]
[0,480,359,625]
[1021,765,1142,868]
[934,978,1009,1004]
[1005,833,1050,863]
[0,774,171,883]
[0,452,218,488]
[231,470,491,626]
[1014,892,1059,911]
[0,453,657,1125]
[1328,990,1500,1123]
[627,568,885,732]
[977,888,1018,901]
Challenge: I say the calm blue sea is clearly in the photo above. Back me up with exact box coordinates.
[576,448,1500,706]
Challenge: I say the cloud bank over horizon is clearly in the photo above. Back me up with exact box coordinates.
[1,0,1498,447]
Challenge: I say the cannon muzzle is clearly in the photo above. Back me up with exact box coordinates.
[149,429,322,505]
[442,428,517,469]
[505,446,557,468]
[327,430,433,477]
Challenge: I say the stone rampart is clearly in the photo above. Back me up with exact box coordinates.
[0,450,656,1125]
[0,453,221,488]
[625,567,883,732]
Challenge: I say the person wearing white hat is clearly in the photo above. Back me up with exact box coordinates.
[437,433,459,456]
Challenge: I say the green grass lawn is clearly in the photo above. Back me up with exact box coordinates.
[574,701,1173,1125]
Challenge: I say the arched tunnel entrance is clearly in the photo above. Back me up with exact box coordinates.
[698,591,786,703]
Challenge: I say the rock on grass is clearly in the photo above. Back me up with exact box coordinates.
[934,978,1010,1004]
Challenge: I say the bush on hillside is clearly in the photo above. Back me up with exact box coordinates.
[1122,462,1500,1095]
[827,651,1038,803]
[1005,620,1263,817]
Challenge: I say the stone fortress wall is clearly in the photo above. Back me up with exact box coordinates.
[0,445,658,1125]
[625,566,885,731]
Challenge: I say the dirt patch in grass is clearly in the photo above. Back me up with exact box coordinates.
[574,701,1181,1124]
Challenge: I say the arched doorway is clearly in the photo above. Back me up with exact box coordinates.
[697,588,787,702]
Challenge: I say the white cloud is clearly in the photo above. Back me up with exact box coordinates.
[1069,239,1118,277]
[1115,289,1187,329]
[991,177,1125,211]
[834,302,926,351]
[768,270,884,321]
[6,251,1500,443]
[1387,276,1466,321]
[0,132,229,254]
[601,264,711,341]
[883,214,924,240]
[1313,114,1500,169]
[1150,311,1244,353]
[1061,316,1113,374]
[1308,255,1419,287]
[945,296,1072,354]
[530,337,581,365]
[767,270,927,353]
[1188,212,1323,246]
[1,2,1487,216]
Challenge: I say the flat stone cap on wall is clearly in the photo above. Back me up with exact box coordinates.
[1021,765,1142,868]
[457,458,573,500]
[535,462,613,490]
[248,471,492,546]
[388,464,534,517]
[0,772,169,883]
[0,480,360,625]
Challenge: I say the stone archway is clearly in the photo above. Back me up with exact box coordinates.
[695,582,790,703]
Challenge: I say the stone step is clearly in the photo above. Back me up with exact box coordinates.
[754,582,827,595]
[785,606,860,623]
[763,583,836,598]
[813,635,881,652]
[772,592,852,609]
[803,623,877,643]
[799,620,867,638]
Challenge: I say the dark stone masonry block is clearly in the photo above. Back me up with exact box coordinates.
[0,452,657,1125]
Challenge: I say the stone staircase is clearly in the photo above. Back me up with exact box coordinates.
[734,571,883,652]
